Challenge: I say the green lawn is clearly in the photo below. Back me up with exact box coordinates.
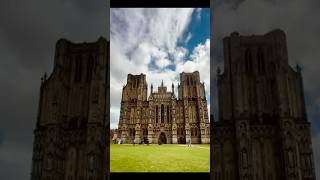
[110,144,210,172]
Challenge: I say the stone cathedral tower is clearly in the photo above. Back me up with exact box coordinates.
[118,71,210,144]
[30,38,109,180]
[212,29,316,180]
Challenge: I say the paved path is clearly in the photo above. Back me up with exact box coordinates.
[176,144,210,150]
[116,144,210,150]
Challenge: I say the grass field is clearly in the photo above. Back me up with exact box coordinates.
[110,144,210,172]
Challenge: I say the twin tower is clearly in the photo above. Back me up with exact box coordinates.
[118,71,210,144]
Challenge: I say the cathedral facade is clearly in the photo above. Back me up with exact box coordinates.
[30,38,109,180]
[212,29,316,180]
[117,71,210,144]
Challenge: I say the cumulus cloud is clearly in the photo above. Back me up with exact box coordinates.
[110,8,210,129]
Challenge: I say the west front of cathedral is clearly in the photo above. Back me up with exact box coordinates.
[117,71,210,144]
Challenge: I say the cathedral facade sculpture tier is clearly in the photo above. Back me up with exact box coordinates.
[212,29,316,180]
[117,71,210,144]
[30,38,109,180]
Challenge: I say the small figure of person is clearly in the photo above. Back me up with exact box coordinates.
[188,139,192,147]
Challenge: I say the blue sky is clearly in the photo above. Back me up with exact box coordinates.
[178,8,210,56]
[110,8,210,129]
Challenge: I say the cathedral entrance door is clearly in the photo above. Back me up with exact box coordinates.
[158,132,167,144]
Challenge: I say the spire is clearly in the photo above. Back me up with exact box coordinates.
[161,80,164,87]
[296,64,301,73]
[151,83,153,94]
[172,83,174,93]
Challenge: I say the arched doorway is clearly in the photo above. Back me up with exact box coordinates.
[158,132,167,144]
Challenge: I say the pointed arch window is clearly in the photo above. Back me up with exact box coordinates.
[245,49,253,73]
[161,104,164,123]
[74,55,82,82]
[156,106,158,123]
[257,48,265,74]
[241,148,248,168]
[87,55,94,82]
[167,106,170,123]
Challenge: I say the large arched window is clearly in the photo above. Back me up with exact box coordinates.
[161,104,164,123]
[245,48,253,73]
[155,106,158,123]
[167,106,170,123]
[87,55,94,82]
[257,48,265,74]
[75,55,82,82]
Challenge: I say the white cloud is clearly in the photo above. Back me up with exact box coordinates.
[110,8,210,129]
[195,8,202,21]
[130,42,153,66]
[184,32,193,43]
[173,46,188,63]
[155,58,171,68]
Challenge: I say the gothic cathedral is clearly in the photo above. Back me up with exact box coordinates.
[117,71,210,144]
[30,38,109,180]
[212,29,316,180]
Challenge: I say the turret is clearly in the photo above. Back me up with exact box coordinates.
[172,83,174,94]
[151,83,153,94]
